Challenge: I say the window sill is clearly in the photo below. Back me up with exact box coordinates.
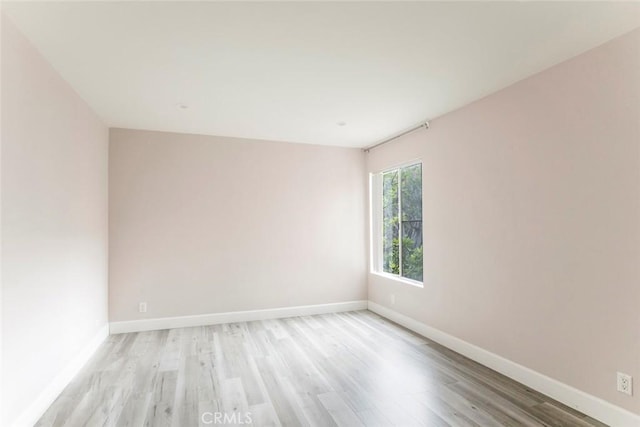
[370,271,424,288]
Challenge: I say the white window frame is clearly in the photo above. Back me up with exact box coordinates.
[369,159,424,287]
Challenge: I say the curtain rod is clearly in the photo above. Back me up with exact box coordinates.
[363,121,430,153]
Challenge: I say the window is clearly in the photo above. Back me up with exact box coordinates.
[372,162,423,284]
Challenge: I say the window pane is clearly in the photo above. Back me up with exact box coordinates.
[400,164,423,281]
[382,170,399,274]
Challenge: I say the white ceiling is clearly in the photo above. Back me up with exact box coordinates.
[4,2,640,148]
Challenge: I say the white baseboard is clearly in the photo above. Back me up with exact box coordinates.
[11,324,109,427]
[367,301,640,427]
[110,300,369,334]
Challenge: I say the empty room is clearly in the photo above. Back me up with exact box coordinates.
[1,1,639,426]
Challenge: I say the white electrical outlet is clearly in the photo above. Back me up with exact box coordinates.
[390,294,396,305]
[139,302,147,313]
[617,372,633,396]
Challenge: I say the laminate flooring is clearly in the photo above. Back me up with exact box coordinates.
[36,310,608,427]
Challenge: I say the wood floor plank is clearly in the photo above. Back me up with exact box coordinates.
[252,356,306,427]
[114,392,152,427]
[446,381,547,426]
[317,391,364,427]
[393,394,451,427]
[145,370,178,427]
[413,390,487,427]
[528,402,600,427]
[415,386,504,427]
[249,402,282,427]
[35,311,608,427]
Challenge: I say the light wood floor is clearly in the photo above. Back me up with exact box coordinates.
[36,310,606,427]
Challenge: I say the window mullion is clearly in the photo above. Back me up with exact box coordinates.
[377,174,384,272]
[398,168,403,277]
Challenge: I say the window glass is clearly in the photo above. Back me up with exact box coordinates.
[382,170,399,274]
[376,162,423,283]
[400,163,423,281]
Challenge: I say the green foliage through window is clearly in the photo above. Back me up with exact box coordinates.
[381,163,423,282]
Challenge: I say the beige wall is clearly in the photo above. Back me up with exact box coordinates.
[109,129,367,322]
[1,14,109,426]
[367,28,640,414]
